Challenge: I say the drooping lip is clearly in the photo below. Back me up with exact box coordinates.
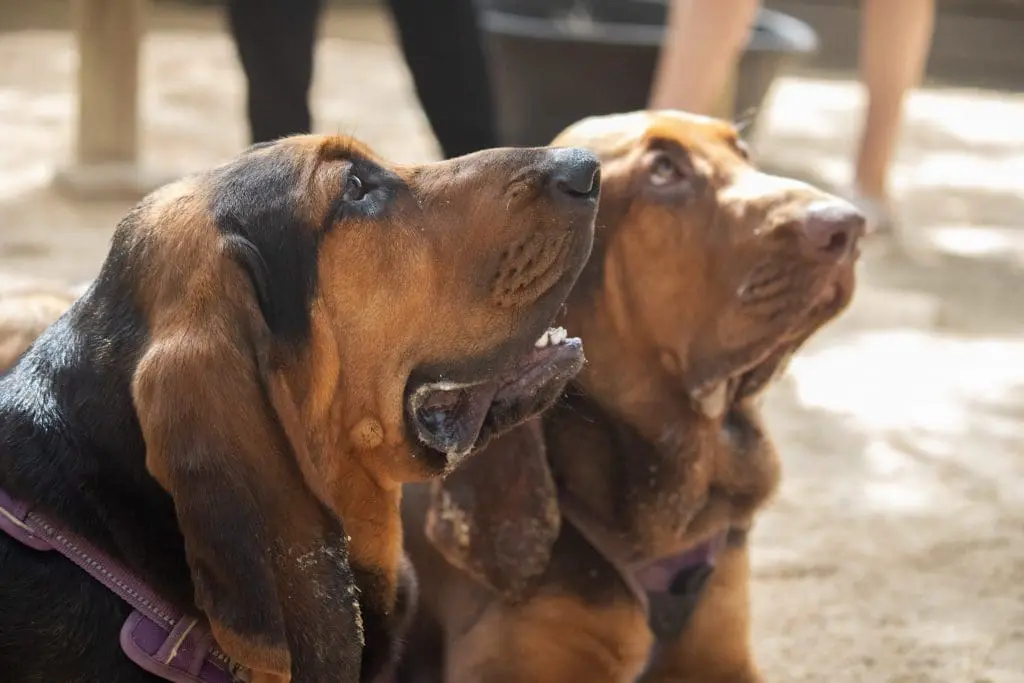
[405,327,584,470]
[690,279,853,419]
[493,327,584,402]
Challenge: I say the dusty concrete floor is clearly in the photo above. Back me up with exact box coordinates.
[1,4,1021,682]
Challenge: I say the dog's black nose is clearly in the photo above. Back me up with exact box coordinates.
[547,147,601,199]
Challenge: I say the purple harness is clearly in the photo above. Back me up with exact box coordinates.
[0,488,250,683]
[559,494,728,643]
[633,532,726,643]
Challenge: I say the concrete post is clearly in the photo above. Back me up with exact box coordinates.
[53,0,173,199]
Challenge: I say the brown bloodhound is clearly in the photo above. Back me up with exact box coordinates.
[0,135,598,683]
[398,111,865,683]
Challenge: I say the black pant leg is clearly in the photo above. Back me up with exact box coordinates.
[226,0,323,144]
[386,0,499,158]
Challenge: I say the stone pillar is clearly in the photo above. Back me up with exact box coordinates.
[53,0,173,199]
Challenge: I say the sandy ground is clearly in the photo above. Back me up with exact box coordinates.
[1,5,1022,682]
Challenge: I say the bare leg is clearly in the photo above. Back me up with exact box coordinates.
[648,0,761,114]
[854,0,935,202]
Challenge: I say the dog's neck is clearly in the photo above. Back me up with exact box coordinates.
[323,457,403,607]
[273,335,409,680]
[550,298,777,561]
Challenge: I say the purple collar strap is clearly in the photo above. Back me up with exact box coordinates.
[0,487,250,683]
[558,494,727,643]
[633,533,725,642]
[632,533,725,593]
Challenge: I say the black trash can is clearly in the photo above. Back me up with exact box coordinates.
[476,0,819,147]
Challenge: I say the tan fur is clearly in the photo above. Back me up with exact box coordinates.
[449,596,653,683]
[248,673,291,683]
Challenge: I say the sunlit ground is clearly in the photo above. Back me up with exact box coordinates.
[750,76,1024,681]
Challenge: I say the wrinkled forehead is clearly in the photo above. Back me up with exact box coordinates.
[552,110,740,161]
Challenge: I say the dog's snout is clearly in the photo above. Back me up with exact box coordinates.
[488,147,599,308]
[547,147,601,200]
[796,201,865,261]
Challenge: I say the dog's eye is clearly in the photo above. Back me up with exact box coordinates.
[648,152,683,187]
[342,174,366,202]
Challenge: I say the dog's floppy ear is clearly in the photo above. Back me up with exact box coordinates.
[132,248,362,683]
[425,419,560,602]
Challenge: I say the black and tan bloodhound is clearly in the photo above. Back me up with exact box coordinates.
[0,134,598,683]
[398,111,865,683]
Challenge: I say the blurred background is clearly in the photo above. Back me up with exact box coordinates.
[1,0,1022,680]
